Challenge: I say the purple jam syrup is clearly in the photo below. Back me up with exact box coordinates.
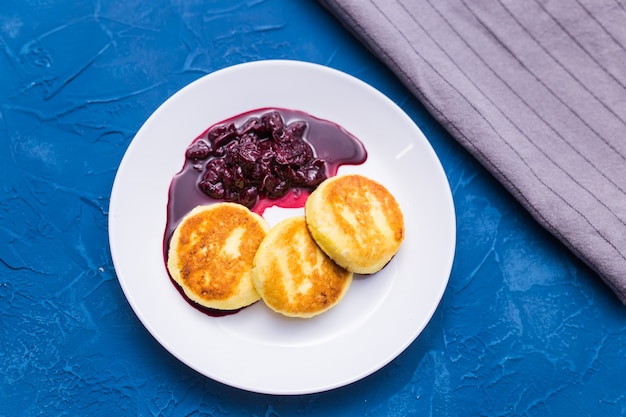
[164,108,367,316]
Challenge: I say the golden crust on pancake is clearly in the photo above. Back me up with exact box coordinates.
[167,203,270,310]
[305,174,404,274]
[251,216,353,318]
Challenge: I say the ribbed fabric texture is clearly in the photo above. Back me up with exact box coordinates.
[321,0,626,303]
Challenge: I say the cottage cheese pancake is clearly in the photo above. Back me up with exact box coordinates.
[251,216,353,318]
[305,174,404,274]
[167,203,270,310]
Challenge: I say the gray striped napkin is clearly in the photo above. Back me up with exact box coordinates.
[321,0,626,303]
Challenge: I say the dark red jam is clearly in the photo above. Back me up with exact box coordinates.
[164,108,367,316]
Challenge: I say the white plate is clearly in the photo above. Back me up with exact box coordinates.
[109,60,455,395]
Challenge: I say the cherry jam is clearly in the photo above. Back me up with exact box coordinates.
[165,108,367,241]
[164,108,367,316]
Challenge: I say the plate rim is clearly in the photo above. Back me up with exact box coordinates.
[108,59,456,395]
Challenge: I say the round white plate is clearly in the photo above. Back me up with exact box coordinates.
[109,60,455,395]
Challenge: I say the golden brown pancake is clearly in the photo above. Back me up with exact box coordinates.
[305,174,404,274]
[167,203,270,310]
[251,216,353,318]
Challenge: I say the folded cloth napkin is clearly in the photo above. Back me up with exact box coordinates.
[320,0,626,303]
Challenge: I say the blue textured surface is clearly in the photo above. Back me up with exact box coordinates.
[1,1,624,416]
